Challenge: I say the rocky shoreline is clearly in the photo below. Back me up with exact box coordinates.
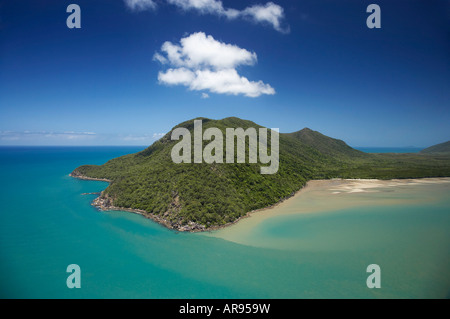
[70,172,207,232]
[91,192,208,232]
[70,171,303,233]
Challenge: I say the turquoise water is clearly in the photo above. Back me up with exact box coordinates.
[0,147,449,298]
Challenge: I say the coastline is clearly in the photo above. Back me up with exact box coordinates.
[69,173,112,183]
[207,177,450,242]
[70,172,187,231]
[70,172,450,233]
[70,171,306,232]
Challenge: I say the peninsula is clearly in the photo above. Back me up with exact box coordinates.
[71,117,450,231]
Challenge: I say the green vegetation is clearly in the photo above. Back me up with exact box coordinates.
[420,141,450,154]
[72,117,450,230]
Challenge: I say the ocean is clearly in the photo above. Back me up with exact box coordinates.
[0,146,449,298]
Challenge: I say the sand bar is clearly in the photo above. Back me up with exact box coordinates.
[205,178,450,243]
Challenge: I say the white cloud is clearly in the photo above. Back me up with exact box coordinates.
[166,0,239,19]
[125,0,288,32]
[187,68,275,97]
[170,0,288,31]
[159,32,257,69]
[0,131,97,142]
[152,133,166,139]
[152,52,168,64]
[124,0,157,11]
[201,93,210,99]
[158,67,195,86]
[155,32,275,98]
[241,2,289,33]
[0,130,167,146]
[167,0,224,14]
[120,133,166,141]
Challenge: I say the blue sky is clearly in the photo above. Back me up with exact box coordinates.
[0,0,449,147]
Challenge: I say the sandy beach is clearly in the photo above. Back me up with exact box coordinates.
[205,177,450,243]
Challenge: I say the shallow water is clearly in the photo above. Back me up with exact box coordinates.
[0,147,449,298]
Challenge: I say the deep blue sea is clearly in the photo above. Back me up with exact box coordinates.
[0,146,448,298]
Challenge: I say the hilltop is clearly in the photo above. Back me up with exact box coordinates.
[420,141,450,155]
[286,128,365,159]
[71,117,450,231]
